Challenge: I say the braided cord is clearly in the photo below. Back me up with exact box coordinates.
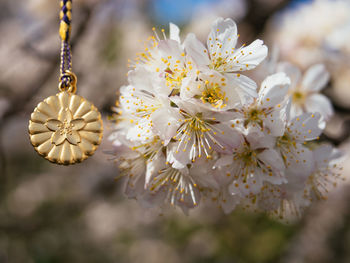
[59,0,73,87]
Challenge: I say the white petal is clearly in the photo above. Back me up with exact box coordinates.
[207,17,238,57]
[302,64,329,92]
[246,131,275,149]
[226,74,258,105]
[284,170,308,192]
[264,109,286,137]
[228,40,268,72]
[151,107,182,145]
[276,62,301,89]
[220,187,240,214]
[213,124,243,152]
[281,98,292,123]
[258,148,285,175]
[179,76,198,100]
[221,85,242,109]
[158,39,184,66]
[289,103,303,120]
[214,155,233,168]
[229,169,263,195]
[145,152,166,186]
[284,143,314,179]
[190,158,219,188]
[124,171,146,199]
[128,68,152,89]
[166,151,186,170]
[170,96,203,116]
[289,112,322,142]
[258,72,290,108]
[169,22,181,43]
[304,94,334,120]
[119,86,145,114]
[166,142,192,169]
[126,118,154,143]
[184,33,210,66]
[313,144,343,167]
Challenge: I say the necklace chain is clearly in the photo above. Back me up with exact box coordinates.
[59,0,74,91]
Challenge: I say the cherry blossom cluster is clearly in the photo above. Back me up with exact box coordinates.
[109,18,344,221]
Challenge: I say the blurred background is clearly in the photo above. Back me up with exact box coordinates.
[1,0,350,262]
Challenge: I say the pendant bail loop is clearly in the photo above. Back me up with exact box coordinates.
[59,70,77,93]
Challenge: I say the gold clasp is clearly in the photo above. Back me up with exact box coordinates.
[59,70,77,94]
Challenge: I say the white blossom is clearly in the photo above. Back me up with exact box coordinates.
[184,17,267,94]
[166,98,241,167]
[108,17,342,220]
[215,133,286,197]
[231,72,290,136]
[276,111,322,178]
[254,144,344,223]
[304,144,344,202]
[278,62,333,123]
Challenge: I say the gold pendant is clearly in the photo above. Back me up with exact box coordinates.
[28,73,103,165]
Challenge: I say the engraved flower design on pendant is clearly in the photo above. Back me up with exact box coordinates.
[46,108,86,146]
[29,92,103,165]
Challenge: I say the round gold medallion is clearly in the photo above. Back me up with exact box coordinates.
[29,91,103,165]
